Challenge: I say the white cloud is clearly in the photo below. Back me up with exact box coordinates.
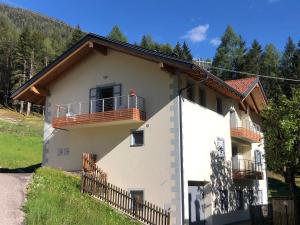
[182,24,209,42]
[210,37,221,47]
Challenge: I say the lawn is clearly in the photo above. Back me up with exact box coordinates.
[24,167,140,225]
[0,109,43,169]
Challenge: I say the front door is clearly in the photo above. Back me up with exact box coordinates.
[97,86,114,112]
[188,181,206,225]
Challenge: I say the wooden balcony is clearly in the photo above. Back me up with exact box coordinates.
[232,158,263,180]
[52,95,146,129]
[230,118,262,143]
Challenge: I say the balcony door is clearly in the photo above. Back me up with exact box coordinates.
[89,84,121,113]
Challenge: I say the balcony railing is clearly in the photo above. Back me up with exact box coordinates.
[53,95,146,128]
[232,158,263,180]
[230,117,262,143]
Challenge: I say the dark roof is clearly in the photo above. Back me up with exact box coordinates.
[11,33,243,101]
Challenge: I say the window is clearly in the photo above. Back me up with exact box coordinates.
[186,81,195,102]
[131,130,144,146]
[216,97,223,114]
[236,190,244,210]
[254,150,262,165]
[130,190,144,210]
[216,138,225,159]
[199,87,206,107]
[248,190,254,206]
[219,190,228,211]
[232,146,238,157]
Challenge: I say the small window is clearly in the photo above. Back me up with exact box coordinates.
[199,88,206,107]
[236,190,244,210]
[219,189,228,211]
[232,146,238,157]
[257,190,263,205]
[131,130,144,146]
[216,97,223,114]
[130,190,144,210]
[186,81,195,102]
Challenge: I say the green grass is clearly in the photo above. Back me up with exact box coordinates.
[24,167,140,225]
[0,109,43,169]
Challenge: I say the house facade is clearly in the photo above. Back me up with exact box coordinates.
[12,34,268,225]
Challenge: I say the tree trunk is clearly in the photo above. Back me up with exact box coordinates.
[19,101,24,114]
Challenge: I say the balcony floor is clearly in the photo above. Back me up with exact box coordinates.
[53,108,145,129]
[231,127,261,143]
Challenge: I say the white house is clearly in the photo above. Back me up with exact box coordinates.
[12,33,268,225]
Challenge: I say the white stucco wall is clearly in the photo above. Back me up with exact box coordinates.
[43,49,183,225]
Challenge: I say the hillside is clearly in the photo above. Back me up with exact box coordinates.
[0,3,73,43]
[0,108,43,169]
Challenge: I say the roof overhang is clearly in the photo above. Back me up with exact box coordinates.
[11,33,243,105]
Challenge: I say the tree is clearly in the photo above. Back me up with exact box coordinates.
[262,89,300,195]
[107,25,127,43]
[182,42,193,61]
[243,40,262,74]
[260,44,281,100]
[140,34,155,49]
[212,26,246,80]
[280,37,297,97]
[173,42,183,59]
[67,25,85,48]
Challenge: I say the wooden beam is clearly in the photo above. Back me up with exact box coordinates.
[30,85,50,96]
[92,42,108,55]
[159,62,176,74]
[250,92,259,113]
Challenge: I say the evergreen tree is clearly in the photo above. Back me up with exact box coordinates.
[212,26,246,79]
[280,37,297,97]
[140,34,155,49]
[158,43,173,55]
[182,42,193,61]
[0,14,17,105]
[173,42,183,59]
[107,25,127,43]
[260,44,281,100]
[243,40,262,74]
[67,25,85,48]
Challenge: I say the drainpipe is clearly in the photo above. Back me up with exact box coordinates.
[178,74,208,225]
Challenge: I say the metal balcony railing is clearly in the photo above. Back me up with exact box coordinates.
[232,158,263,180]
[230,117,262,142]
[55,95,145,118]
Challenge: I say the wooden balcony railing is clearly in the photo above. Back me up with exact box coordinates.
[230,117,262,143]
[232,158,263,180]
[53,95,146,129]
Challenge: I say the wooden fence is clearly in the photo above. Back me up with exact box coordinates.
[81,153,170,225]
[272,197,300,225]
[82,153,107,184]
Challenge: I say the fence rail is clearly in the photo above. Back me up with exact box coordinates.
[82,153,107,184]
[81,153,170,225]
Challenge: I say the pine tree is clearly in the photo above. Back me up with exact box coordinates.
[243,40,262,74]
[260,44,281,100]
[212,26,246,80]
[107,25,127,43]
[140,34,154,49]
[182,42,193,61]
[158,43,173,55]
[280,37,297,97]
[67,25,85,48]
[173,42,183,59]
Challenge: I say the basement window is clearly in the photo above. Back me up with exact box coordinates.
[130,130,144,147]
[130,190,144,210]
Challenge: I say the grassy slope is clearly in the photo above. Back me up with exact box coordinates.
[24,167,140,225]
[0,109,43,168]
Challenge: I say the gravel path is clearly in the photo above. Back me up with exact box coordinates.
[0,173,31,225]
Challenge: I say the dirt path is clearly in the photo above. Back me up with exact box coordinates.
[0,173,31,225]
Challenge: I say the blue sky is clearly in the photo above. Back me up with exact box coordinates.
[1,0,299,59]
